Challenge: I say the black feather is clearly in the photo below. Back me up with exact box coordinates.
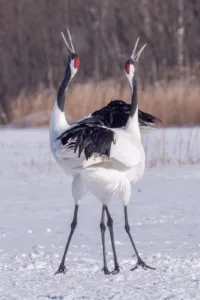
[57,121,115,160]
[91,100,130,128]
[92,100,161,128]
[57,99,161,160]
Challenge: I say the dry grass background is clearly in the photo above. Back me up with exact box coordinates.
[8,78,200,128]
[1,1,200,126]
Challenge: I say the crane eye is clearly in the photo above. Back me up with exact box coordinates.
[74,57,80,69]
[124,63,130,74]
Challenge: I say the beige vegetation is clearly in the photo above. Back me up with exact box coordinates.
[0,0,200,126]
[7,78,200,128]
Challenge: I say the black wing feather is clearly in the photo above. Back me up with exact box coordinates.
[57,122,115,160]
[57,99,161,161]
[92,99,161,127]
[91,100,130,128]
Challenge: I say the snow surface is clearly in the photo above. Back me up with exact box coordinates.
[0,128,200,300]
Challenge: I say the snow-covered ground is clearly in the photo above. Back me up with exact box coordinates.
[0,128,200,300]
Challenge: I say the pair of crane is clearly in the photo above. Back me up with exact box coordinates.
[49,30,160,275]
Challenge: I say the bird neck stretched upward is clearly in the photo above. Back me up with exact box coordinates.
[129,77,137,118]
[50,65,72,139]
[57,64,71,112]
[125,76,140,139]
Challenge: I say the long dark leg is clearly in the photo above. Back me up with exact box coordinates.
[105,207,120,274]
[55,205,79,275]
[124,206,155,271]
[100,205,110,275]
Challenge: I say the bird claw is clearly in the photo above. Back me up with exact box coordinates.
[101,267,111,275]
[111,265,120,275]
[54,264,67,275]
[131,257,156,271]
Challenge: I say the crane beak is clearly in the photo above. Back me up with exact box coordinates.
[61,29,75,54]
[131,37,146,62]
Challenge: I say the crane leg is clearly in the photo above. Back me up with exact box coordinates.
[124,206,156,271]
[105,206,120,274]
[55,204,79,275]
[100,205,110,275]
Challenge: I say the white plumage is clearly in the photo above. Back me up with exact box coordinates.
[50,32,155,275]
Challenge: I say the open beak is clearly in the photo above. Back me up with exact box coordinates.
[61,29,75,54]
[131,38,146,62]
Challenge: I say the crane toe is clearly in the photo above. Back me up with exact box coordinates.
[54,264,67,275]
[111,265,120,275]
[131,257,156,271]
[101,267,111,275]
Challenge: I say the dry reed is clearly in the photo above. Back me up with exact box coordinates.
[9,79,200,128]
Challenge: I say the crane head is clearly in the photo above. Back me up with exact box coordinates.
[124,38,146,75]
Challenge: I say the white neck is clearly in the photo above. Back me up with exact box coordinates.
[126,106,140,138]
[125,73,141,140]
[49,100,69,141]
